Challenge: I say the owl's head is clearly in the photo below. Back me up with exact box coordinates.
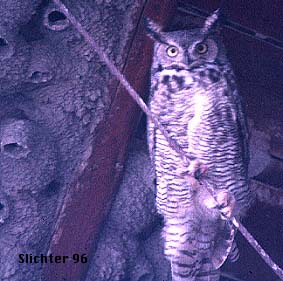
[145,10,227,70]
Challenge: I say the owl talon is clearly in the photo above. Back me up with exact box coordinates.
[176,167,199,188]
[215,190,236,220]
[188,159,208,179]
[203,190,235,219]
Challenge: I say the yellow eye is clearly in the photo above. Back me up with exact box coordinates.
[195,43,208,54]
[166,46,179,57]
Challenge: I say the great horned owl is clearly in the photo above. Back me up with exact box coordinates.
[146,10,252,281]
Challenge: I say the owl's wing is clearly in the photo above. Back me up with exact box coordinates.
[235,91,250,169]
[229,74,249,169]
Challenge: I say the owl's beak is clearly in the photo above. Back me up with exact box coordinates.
[186,54,197,69]
[187,57,192,67]
[188,60,202,70]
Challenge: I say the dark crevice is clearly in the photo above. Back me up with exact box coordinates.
[48,11,67,23]
[30,71,52,83]
[3,143,23,154]
[0,37,11,57]
[45,9,69,31]
[0,38,8,47]
[44,181,60,197]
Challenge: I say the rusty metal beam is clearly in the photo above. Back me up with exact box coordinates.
[42,1,176,280]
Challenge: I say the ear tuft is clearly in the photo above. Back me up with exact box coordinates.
[144,17,162,35]
[202,9,221,36]
[144,17,167,44]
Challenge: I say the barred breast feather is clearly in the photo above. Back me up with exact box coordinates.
[148,64,251,217]
[147,63,251,280]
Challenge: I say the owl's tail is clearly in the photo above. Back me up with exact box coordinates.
[162,178,236,280]
[163,218,221,281]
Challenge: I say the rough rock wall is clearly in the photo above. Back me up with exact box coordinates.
[0,0,144,280]
[86,139,171,281]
